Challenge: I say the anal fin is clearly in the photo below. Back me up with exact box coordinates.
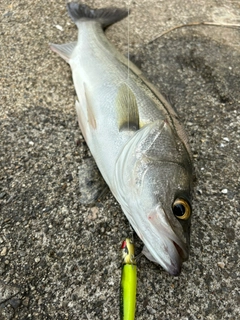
[75,82,97,142]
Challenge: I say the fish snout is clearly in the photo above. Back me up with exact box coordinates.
[141,205,190,275]
[165,238,188,276]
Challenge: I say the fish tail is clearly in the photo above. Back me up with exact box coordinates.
[67,2,129,29]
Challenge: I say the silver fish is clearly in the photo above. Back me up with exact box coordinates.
[50,2,193,276]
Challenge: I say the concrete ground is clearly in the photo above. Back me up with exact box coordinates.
[1,0,239,319]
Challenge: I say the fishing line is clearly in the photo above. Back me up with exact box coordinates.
[127,1,130,75]
[127,0,132,131]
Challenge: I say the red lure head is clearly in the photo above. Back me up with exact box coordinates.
[121,238,136,265]
[121,240,127,249]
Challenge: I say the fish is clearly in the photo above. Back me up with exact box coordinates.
[50,2,193,276]
[120,238,137,320]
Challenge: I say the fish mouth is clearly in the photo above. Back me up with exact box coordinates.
[141,205,189,276]
[142,234,189,276]
[173,241,186,262]
[170,241,186,276]
[163,238,188,276]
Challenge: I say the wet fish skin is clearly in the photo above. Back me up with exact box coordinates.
[50,2,193,276]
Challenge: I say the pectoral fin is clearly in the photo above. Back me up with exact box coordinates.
[116,83,139,132]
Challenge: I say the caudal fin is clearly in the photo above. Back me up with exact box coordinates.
[67,2,129,29]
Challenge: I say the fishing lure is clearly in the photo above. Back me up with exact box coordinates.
[120,238,137,320]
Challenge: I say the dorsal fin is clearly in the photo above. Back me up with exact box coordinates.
[50,42,77,63]
[116,83,139,132]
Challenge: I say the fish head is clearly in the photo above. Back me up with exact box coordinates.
[114,120,193,276]
[136,160,192,276]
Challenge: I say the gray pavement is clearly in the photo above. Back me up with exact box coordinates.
[1,0,239,319]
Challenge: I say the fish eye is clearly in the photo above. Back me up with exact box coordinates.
[172,198,191,220]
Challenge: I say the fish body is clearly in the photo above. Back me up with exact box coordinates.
[50,3,193,276]
[120,239,137,320]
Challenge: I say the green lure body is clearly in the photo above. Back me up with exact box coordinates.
[120,239,137,320]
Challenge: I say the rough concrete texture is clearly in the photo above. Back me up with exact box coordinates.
[1,0,239,319]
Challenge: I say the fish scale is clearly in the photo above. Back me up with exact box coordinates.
[50,2,193,276]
